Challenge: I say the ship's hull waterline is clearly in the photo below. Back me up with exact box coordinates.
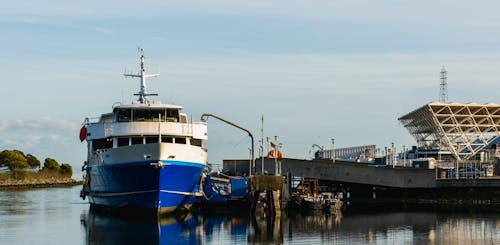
[87,159,204,214]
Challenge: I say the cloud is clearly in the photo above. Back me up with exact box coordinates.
[8,117,80,133]
[0,117,85,170]
[27,136,43,148]
[94,26,112,34]
[0,117,80,149]
[0,121,7,133]
[2,0,500,28]
[162,51,500,95]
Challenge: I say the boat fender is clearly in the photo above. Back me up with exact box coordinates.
[79,126,87,142]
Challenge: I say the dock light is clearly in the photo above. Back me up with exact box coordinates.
[331,138,335,163]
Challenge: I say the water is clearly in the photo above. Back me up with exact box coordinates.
[1,186,499,244]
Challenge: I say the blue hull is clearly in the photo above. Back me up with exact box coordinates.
[87,160,203,213]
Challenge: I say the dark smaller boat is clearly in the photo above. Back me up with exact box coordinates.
[319,192,343,213]
[299,194,323,210]
[198,170,249,213]
[291,179,343,213]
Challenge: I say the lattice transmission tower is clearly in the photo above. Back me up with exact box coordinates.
[439,66,448,103]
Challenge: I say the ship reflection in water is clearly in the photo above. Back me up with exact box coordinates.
[82,210,200,244]
[81,209,500,244]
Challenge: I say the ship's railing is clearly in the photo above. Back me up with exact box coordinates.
[86,121,207,140]
[85,117,101,124]
[435,160,496,180]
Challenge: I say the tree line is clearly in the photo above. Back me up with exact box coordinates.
[0,150,72,176]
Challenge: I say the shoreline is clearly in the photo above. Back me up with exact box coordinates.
[0,178,83,190]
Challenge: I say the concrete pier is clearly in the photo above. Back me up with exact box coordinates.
[224,157,500,208]
[226,158,437,188]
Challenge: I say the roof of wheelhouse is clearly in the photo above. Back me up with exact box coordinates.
[113,101,183,110]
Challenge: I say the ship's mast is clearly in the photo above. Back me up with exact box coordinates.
[124,48,159,104]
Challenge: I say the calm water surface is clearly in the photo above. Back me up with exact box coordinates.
[1,186,499,244]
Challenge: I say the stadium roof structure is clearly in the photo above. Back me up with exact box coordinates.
[398,102,500,160]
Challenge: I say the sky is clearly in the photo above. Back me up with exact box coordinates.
[2,0,500,172]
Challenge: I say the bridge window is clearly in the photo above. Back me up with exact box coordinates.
[131,137,144,145]
[132,109,149,122]
[116,109,131,122]
[130,108,180,122]
[92,138,113,151]
[175,138,186,144]
[117,137,129,147]
[145,136,158,144]
[161,136,173,143]
[99,113,113,123]
[190,138,202,147]
[166,109,180,122]
[180,114,187,123]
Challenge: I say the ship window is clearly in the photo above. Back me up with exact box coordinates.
[117,137,129,147]
[146,109,165,122]
[131,137,144,145]
[92,138,113,151]
[131,108,179,122]
[180,114,187,123]
[175,138,186,144]
[99,113,113,123]
[190,138,202,147]
[145,136,158,144]
[166,109,179,122]
[151,109,165,122]
[117,109,131,122]
[161,136,173,143]
[132,109,148,122]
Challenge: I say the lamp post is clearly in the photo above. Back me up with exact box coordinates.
[331,138,335,163]
[201,113,255,175]
[403,145,407,167]
[391,142,395,168]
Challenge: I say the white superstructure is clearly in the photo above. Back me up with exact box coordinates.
[83,49,207,167]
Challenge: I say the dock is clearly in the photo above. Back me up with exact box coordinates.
[206,101,500,214]
[222,157,500,210]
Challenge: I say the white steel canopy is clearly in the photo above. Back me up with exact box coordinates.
[399,102,500,160]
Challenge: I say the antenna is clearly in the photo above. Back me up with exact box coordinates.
[124,48,160,104]
[439,66,448,103]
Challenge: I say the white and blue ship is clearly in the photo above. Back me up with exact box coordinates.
[80,49,208,214]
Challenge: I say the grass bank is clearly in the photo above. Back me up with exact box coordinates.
[0,170,83,190]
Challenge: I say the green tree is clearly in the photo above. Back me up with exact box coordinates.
[0,150,29,171]
[43,158,60,171]
[26,154,41,168]
[0,150,7,167]
[59,163,73,176]
[13,149,26,158]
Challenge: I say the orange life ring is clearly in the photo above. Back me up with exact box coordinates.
[267,150,283,158]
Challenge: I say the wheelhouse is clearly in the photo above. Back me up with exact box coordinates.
[110,102,187,123]
[114,106,187,123]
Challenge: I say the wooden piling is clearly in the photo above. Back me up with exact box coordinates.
[248,175,284,218]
